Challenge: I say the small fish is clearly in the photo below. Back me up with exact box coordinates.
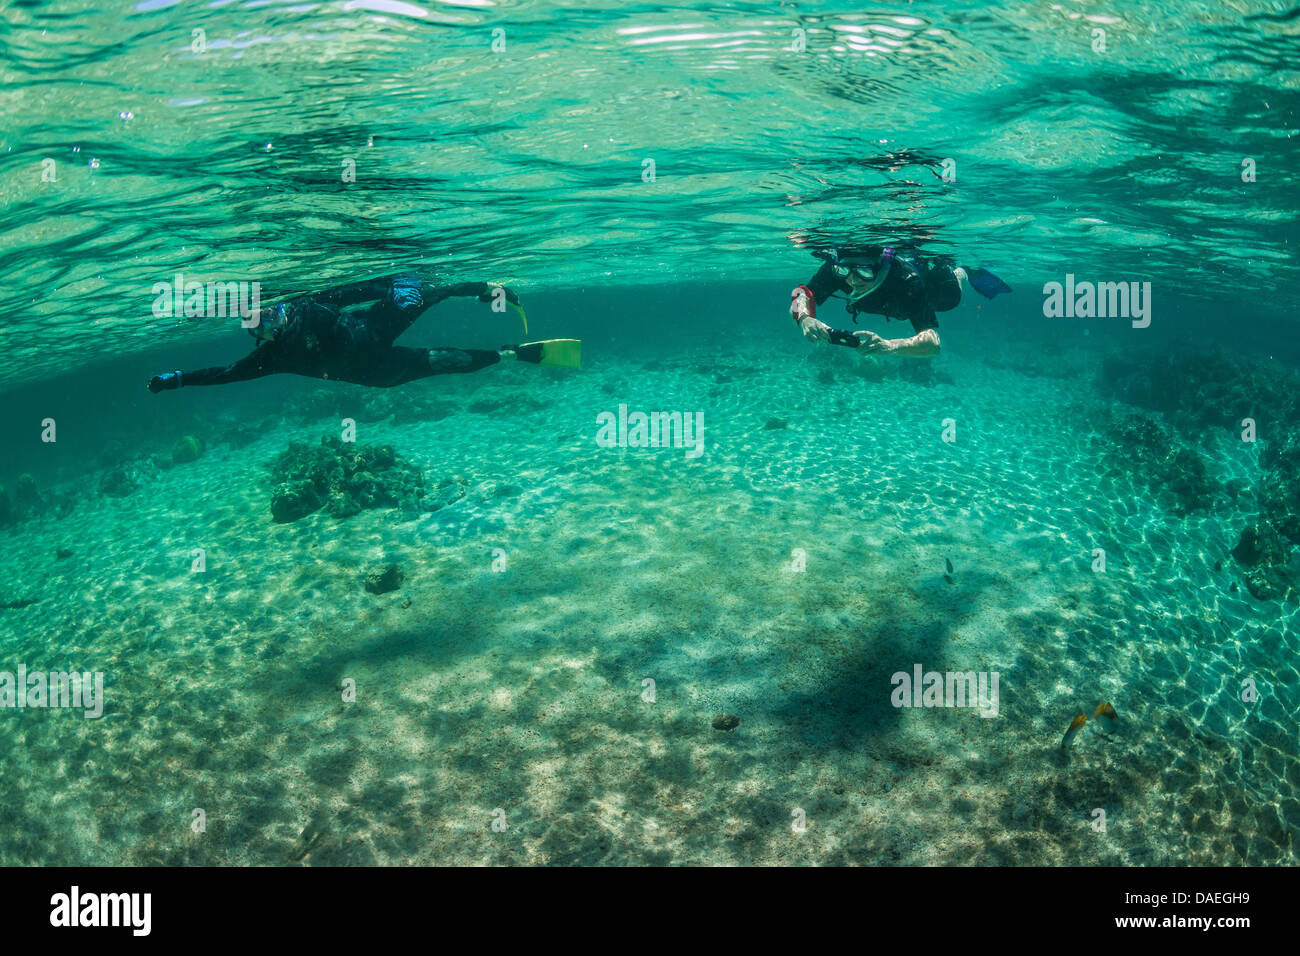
[1060,713,1086,750]
[945,558,954,574]
[293,812,329,862]
[1214,560,1222,573]
[1093,702,1118,734]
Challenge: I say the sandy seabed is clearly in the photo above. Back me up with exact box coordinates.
[0,338,1296,866]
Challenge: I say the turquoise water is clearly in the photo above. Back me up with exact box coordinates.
[0,1,1298,865]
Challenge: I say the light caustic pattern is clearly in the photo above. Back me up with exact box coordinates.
[0,0,1297,383]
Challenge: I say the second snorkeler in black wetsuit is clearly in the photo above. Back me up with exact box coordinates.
[789,247,1010,356]
[147,274,576,393]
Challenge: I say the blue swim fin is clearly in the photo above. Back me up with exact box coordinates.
[967,268,1011,299]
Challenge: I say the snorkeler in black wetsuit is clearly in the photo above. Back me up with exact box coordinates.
[147,274,563,393]
[789,247,1010,357]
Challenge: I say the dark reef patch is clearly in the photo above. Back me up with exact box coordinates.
[266,436,431,523]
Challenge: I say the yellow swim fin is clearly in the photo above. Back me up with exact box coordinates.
[508,301,528,336]
[516,339,581,368]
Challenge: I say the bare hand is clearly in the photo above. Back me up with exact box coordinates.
[853,330,891,353]
[799,316,831,342]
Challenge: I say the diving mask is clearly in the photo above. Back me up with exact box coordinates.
[248,303,289,343]
[834,248,894,301]
[833,261,874,283]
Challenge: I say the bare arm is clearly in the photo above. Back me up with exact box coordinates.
[789,261,847,342]
[791,285,833,342]
[856,328,941,357]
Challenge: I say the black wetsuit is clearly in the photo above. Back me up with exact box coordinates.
[182,275,502,389]
[804,253,945,334]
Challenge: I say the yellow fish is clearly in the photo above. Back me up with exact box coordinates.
[1093,702,1118,734]
[1061,712,1087,750]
